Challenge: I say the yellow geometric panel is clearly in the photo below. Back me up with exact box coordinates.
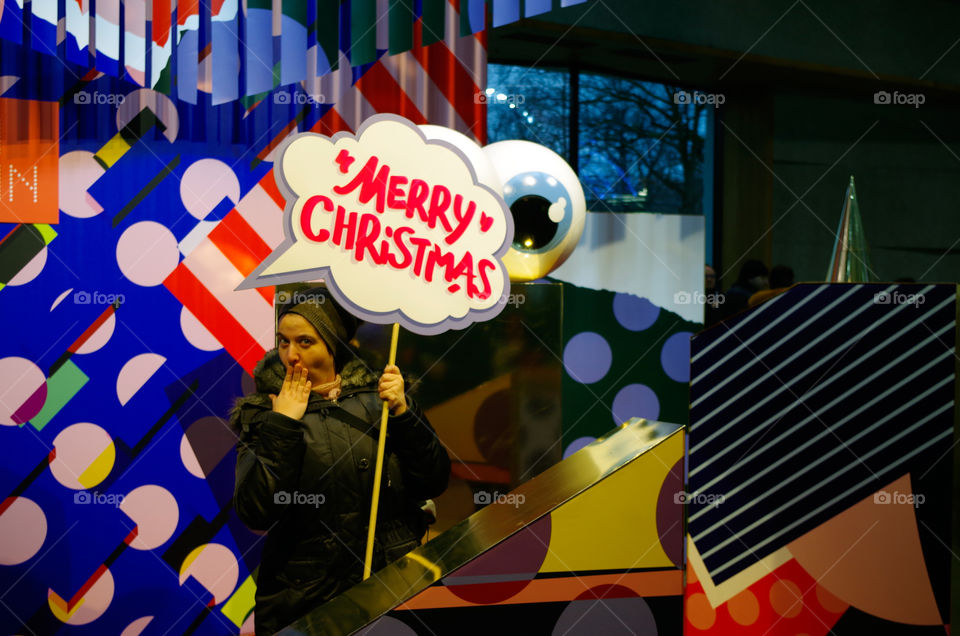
[221,573,257,628]
[540,430,683,573]
[77,442,116,489]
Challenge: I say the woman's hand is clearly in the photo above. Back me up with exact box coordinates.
[379,364,408,416]
[270,363,311,420]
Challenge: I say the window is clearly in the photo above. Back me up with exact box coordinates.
[487,64,712,217]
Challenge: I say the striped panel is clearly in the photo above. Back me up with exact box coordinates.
[207,208,275,304]
[164,260,270,376]
[150,0,174,92]
[0,0,22,44]
[350,0,377,66]
[280,0,308,85]
[462,0,485,35]
[687,283,957,585]
[491,0,519,27]
[163,182,284,373]
[65,0,89,64]
[388,0,413,54]
[315,0,341,75]
[94,0,121,75]
[183,239,274,349]
[177,0,201,103]
[30,0,57,54]
[211,0,240,104]
[0,0,547,104]
[124,0,148,85]
[245,0,275,95]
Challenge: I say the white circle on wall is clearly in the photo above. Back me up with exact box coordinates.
[120,616,155,636]
[180,158,241,220]
[179,543,239,605]
[116,353,167,406]
[59,151,105,218]
[51,288,74,311]
[7,245,47,286]
[0,496,47,565]
[116,221,179,286]
[0,356,47,426]
[180,306,223,351]
[75,312,116,355]
[120,484,180,550]
[48,566,114,625]
[180,432,204,479]
[50,423,115,489]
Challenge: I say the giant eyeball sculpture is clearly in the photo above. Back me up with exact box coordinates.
[483,140,586,281]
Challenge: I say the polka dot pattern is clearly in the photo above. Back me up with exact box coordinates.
[611,383,660,424]
[684,557,848,634]
[613,293,660,331]
[116,221,180,287]
[728,589,760,625]
[562,436,596,459]
[661,331,692,383]
[769,580,803,618]
[563,332,612,384]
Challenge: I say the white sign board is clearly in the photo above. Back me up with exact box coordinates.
[238,114,515,335]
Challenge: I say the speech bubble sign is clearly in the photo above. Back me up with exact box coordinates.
[237,114,515,335]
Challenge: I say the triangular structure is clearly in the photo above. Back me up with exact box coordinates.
[826,176,873,282]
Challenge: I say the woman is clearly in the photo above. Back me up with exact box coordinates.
[232,288,450,634]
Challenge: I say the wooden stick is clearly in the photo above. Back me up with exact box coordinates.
[363,322,400,580]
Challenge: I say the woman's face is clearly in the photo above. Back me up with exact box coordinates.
[277,313,336,387]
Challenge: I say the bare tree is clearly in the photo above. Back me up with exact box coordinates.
[486,64,709,215]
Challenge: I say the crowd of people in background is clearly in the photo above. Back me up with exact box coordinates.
[703,260,796,327]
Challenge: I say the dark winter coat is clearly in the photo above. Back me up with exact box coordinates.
[232,351,450,635]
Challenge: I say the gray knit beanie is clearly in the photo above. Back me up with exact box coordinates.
[278,287,358,367]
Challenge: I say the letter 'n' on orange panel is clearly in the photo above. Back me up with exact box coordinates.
[0,98,59,224]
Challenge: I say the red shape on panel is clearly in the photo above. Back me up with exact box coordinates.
[208,209,274,304]
[164,265,265,375]
[684,558,847,635]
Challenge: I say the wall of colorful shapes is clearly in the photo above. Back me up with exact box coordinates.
[0,1,702,634]
[0,1,495,633]
[684,283,957,635]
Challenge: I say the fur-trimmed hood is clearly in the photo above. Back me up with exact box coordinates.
[231,349,380,417]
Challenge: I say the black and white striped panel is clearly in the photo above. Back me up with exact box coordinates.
[687,283,956,585]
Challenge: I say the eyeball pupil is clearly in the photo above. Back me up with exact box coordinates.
[511,194,558,251]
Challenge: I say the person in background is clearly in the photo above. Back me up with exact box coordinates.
[232,288,450,634]
[722,259,769,318]
[749,265,796,307]
[704,265,725,327]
